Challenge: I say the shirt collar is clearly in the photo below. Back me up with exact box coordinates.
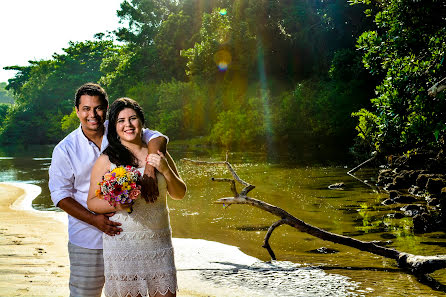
[76,124,107,151]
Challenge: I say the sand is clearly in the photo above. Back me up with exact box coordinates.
[0,182,365,297]
[0,183,69,296]
[0,182,261,297]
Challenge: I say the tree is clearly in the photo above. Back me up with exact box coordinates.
[352,0,446,153]
[1,40,117,144]
[101,0,182,97]
[0,83,14,104]
[0,104,10,128]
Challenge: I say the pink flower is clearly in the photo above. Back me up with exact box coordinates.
[129,189,141,200]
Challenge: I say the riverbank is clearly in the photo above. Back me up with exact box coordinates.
[0,183,69,296]
[0,182,365,297]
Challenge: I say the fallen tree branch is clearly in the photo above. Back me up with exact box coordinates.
[184,157,446,276]
[263,219,288,260]
[211,177,238,196]
[347,152,380,192]
[428,77,446,97]
[347,151,377,175]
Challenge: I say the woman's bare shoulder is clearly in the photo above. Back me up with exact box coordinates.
[93,154,111,171]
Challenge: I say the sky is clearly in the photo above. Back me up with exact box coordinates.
[0,0,124,83]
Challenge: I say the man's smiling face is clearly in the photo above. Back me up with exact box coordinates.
[76,95,107,133]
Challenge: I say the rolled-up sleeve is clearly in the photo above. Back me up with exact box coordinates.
[48,146,75,207]
[141,129,169,144]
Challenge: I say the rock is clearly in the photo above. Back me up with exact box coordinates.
[307,247,339,254]
[382,198,395,205]
[387,212,405,219]
[441,187,446,199]
[328,183,345,190]
[389,190,400,199]
[413,213,430,233]
[377,169,396,186]
[392,151,436,170]
[378,169,394,177]
[401,204,424,217]
[384,183,398,191]
[392,170,420,189]
[426,178,446,195]
[408,185,423,196]
[427,197,440,207]
[416,174,436,188]
[380,233,397,239]
[393,195,417,204]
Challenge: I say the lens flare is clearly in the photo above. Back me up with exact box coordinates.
[218,62,228,71]
[214,49,232,72]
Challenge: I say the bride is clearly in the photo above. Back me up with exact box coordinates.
[87,97,186,297]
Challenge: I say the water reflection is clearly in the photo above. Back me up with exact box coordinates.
[1,144,446,296]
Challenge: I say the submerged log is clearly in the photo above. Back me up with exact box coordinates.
[428,77,446,97]
[183,157,446,275]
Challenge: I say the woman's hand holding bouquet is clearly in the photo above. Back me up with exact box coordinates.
[96,165,142,213]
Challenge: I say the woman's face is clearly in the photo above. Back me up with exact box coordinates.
[115,107,143,143]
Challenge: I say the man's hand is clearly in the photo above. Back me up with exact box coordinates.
[143,135,166,202]
[91,213,122,236]
[141,163,159,203]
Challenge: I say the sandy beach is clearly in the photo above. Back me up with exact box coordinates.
[0,183,69,296]
[0,182,262,297]
[0,182,365,297]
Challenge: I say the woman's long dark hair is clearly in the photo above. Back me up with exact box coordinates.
[104,97,145,167]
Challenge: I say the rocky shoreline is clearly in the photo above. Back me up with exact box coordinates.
[375,149,446,233]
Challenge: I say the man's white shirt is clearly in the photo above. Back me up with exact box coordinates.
[49,122,167,249]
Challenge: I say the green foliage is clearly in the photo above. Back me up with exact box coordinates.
[126,81,160,127]
[351,108,380,151]
[0,83,14,104]
[155,80,196,138]
[115,0,178,46]
[210,97,266,147]
[0,103,11,128]
[353,0,446,153]
[99,45,165,99]
[1,0,383,154]
[1,40,116,144]
[181,8,235,78]
[61,108,79,134]
[155,11,197,80]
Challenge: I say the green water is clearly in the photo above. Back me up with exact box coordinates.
[1,144,446,296]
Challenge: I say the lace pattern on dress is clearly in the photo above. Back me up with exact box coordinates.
[103,165,177,297]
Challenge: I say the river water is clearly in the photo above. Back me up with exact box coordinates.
[1,144,445,296]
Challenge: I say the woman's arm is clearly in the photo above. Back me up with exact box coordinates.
[147,151,186,200]
[87,154,119,213]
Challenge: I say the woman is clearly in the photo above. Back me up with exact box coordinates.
[87,98,186,297]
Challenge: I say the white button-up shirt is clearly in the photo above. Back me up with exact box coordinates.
[49,122,167,249]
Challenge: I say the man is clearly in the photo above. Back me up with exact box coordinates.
[49,83,167,297]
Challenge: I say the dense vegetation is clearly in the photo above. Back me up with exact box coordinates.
[1,0,444,157]
[351,0,446,154]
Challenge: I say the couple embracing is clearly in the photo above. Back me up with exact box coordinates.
[49,83,186,297]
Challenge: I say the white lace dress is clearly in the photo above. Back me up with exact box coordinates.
[103,165,177,297]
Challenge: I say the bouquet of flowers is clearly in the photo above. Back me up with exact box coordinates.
[96,165,142,213]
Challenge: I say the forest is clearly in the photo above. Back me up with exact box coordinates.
[1,0,445,158]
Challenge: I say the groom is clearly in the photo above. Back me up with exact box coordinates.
[49,83,167,297]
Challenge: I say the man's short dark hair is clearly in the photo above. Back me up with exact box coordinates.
[75,83,108,108]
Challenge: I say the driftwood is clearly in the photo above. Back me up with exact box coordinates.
[183,156,446,277]
[347,151,377,175]
[346,152,380,192]
[428,77,446,97]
